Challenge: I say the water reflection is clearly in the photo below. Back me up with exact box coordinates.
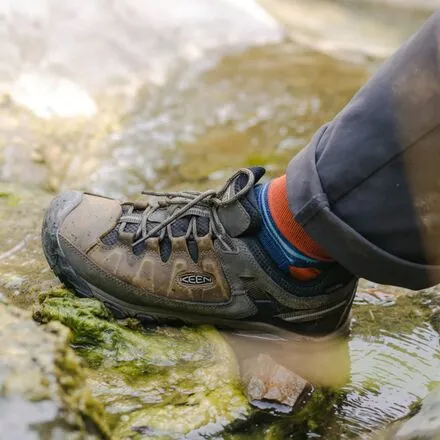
[344,323,440,435]
[226,329,350,389]
[221,292,440,439]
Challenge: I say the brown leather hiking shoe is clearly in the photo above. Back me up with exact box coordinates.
[42,168,358,337]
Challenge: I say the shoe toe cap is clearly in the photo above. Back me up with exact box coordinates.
[43,191,121,254]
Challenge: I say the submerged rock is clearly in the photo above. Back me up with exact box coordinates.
[34,289,250,439]
[376,387,440,439]
[0,300,109,439]
[242,353,309,413]
[393,388,440,439]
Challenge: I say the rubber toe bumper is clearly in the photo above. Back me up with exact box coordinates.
[41,191,91,294]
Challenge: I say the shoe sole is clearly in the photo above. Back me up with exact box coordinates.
[42,192,351,343]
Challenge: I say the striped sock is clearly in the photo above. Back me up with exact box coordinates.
[255,175,333,281]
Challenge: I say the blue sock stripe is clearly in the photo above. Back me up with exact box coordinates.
[256,183,328,272]
[258,184,319,264]
[259,185,318,264]
[258,186,314,264]
[259,227,291,271]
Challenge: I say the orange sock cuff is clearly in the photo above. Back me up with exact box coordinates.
[267,175,332,262]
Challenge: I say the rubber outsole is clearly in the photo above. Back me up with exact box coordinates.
[41,192,352,342]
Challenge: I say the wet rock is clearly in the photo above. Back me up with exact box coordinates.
[2,4,440,439]
[242,353,309,413]
[109,43,367,198]
[0,101,122,192]
[393,389,440,439]
[0,0,281,105]
[0,183,55,308]
[0,7,370,196]
[344,292,440,434]
[223,387,348,440]
[353,289,433,336]
[259,0,434,61]
[0,301,109,439]
[376,388,440,439]
[34,289,251,439]
[338,0,440,9]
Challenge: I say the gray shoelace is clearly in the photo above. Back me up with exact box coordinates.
[119,168,255,251]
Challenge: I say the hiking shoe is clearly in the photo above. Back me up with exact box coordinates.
[42,168,358,338]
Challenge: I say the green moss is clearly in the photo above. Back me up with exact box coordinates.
[428,381,440,392]
[0,191,20,206]
[115,385,248,440]
[51,322,111,437]
[0,183,53,309]
[223,387,347,440]
[360,377,381,396]
[292,387,346,434]
[1,302,110,439]
[34,288,250,438]
[353,294,432,337]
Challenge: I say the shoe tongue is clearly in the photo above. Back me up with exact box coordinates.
[217,167,265,237]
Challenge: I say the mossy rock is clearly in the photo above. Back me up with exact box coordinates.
[222,387,347,440]
[0,183,55,309]
[353,292,433,337]
[375,387,440,440]
[34,288,251,439]
[0,301,109,439]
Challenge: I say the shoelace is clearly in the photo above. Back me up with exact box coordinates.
[119,168,255,251]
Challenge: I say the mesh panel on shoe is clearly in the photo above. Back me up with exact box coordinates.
[187,239,199,263]
[101,229,119,246]
[104,206,211,258]
[160,236,172,262]
[133,241,146,256]
[169,216,209,238]
[124,223,139,234]
[171,218,190,237]
[197,217,209,236]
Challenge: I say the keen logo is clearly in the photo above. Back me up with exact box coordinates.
[179,273,213,286]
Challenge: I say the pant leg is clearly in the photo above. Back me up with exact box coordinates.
[286,11,440,290]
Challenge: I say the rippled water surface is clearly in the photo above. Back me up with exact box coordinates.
[220,285,440,439]
[344,298,440,436]
[1,1,440,439]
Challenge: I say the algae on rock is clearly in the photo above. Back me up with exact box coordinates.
[352,291,433,337]
[0,183,55,309]
[34,288,251,439]
[0,300,109,439]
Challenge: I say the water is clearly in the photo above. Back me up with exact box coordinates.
[1,1,440,438]
[1,0,431,196]
[223,287,440,439]
[258,0,433,61]
[345,326,440,435]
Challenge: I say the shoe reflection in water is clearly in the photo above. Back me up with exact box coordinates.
[224,326,350,412]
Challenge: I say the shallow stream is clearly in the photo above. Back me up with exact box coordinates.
[1,1,440,439]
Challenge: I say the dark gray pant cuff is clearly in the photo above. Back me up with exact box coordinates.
[286,127,436,290]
